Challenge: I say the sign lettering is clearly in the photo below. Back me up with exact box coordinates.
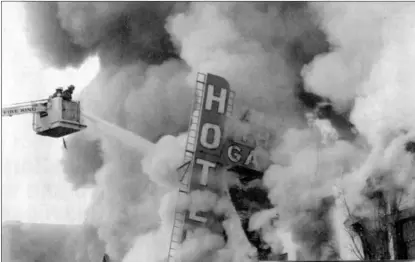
[195,158,216,186]
[185,74,232,225]
[221,140,257,170]
[245,150,255,166]
[183,73,261,229]
[2,106,37,116]
[228,145,242,163]
[200,123,221,149]
[205,84,227,114]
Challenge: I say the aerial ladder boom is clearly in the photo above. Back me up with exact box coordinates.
[2,99,49,117]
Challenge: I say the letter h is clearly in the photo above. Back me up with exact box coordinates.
[205,84,227,114]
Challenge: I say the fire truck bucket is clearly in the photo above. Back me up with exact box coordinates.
[32,97,86,138]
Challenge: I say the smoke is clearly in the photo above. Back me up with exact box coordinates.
[24,2,184,68]
[22,1,415,261]
[24,2,90,68]
[167,2,323,120]
[141,134,186,189]
[2,222,105,262]
[300,2,415,259]
[303,2,415,142]
[303,2,415,212]
[61,132,103,189]
[22,1,331,261]
[121,191,177,262]
[262,127,366,259]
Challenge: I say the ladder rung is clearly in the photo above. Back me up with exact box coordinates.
[170,242,180,250]
[174,216,183,222]
[169,251,176,258]
[196,82,205,89]
[173,224,182,229]
[179,184,190,191]
[179,188,189,193]
[172,234,182,242]
[181,173,190,182]
[184,152,193,158]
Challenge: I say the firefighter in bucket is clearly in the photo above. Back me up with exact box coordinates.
[62,85,75,101]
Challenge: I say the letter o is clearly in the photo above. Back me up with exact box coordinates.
[200,123,221,149]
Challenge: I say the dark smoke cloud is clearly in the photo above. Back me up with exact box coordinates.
[24,2,90,68]
[24,2,186,68]
[292,197,339,260]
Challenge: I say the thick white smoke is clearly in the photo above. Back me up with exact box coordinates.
[62,60,192,260]
[167,3,309,135]
[304,2,415,144]
[301,2,415,259]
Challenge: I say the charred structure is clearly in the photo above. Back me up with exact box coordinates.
[346,141,415,260]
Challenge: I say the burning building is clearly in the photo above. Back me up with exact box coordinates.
[344,141,415,260]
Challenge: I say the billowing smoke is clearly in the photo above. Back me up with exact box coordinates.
[21,1,415,262]
[24,2,185,68]
[24,2,193,260]
[301,1,415,259]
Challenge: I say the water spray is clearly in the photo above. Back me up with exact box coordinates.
[82,111,155,154]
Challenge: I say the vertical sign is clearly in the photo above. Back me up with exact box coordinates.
[169,73,270,262]
[183,73,234,226]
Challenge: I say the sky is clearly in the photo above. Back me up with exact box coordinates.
[2,2,100,224]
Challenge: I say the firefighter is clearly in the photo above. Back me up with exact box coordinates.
[51,87,63,98]
[62,85,75,101]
